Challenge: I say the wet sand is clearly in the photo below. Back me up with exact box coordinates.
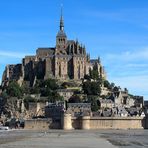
[0,129,148,148]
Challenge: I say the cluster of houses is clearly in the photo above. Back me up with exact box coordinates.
[14,86,144,121]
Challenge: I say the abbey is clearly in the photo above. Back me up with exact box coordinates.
[2,12,106,86]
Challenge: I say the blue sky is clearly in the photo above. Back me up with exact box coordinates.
[0,0,148,99]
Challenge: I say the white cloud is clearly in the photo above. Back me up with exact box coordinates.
[0,50,26,58]
[105,47,148,62]
[102,47,148,100]
[109,75,148,99]
[126,63,148,68]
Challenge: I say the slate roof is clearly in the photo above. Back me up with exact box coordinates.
[36,48,55,55]
[56,30,67,37]
[90,59,99,64]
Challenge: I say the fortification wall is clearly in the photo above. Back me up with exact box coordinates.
[24,119,49,130]
[24,115,146,130]
[63,114,146,130]
[89,117,145,129]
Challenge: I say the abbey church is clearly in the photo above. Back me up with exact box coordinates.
[2,11,106,86]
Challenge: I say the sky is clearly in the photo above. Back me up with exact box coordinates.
[0,0,148,99]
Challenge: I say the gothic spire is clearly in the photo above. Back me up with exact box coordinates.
[60,5,64,31]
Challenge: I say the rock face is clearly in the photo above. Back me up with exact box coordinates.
[1,13,106,87]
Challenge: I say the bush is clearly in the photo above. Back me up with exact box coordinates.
[6,81,23,98]
[83,81,101,95]
[68,95,82,103]
[24,95,36,109]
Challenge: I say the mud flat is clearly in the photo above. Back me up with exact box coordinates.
[0,129,148,148]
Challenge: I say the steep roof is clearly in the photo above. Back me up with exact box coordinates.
[90,59,99,64]
[36,48,55,56]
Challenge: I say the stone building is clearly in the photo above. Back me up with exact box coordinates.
[67,103,91,117]
[57,89,75,101]
[2,64,23,86]
[1,11,106,87]
[99,99,114,109]
[27,102,46,118]
[45,102,64,120]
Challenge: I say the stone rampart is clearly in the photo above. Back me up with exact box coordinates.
[88,117,145,129]
[24,115,146,130]
[24,119,49,130]
[63,114,146,130]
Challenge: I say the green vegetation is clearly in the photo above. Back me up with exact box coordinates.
[24,95,37,109]
[68,95,82,103]
[41,78,59,90]
[87,96,100,111]
[103,80,111,89]
[48,91,64,103]
[82,81,101,95]
[6,81,23,98]
[89,64,99,80]
[1,72,130,114]
[38,79,64,103]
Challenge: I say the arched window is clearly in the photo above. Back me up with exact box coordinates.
[59,64,61,77]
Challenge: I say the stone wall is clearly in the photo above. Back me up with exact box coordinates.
[62,114,146,130]
[89,117,145,129]
[24,119,49,130]
[24,114,146,130]
[28,102,45,118]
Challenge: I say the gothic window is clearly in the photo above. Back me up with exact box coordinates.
[78,65,80,79]
[59,65,61,77]
[75,47,77,54]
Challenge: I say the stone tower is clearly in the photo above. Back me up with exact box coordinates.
[56,8,67,50]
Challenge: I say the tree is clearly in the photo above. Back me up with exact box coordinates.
[87,96,100,111]
[6,81,23,98]
[48,91,64,103]
[43,79,59,90]
[110,83,115,90]
[113,86,119,92]
[84,74,91,81]
[89,64,99,80]
[21,82,30,94]
[30,86,40,94]
[68,95,82,103]
[40,79,59,97]
[103,80,111,89]
[83,81,101,95]
[41,87,52,96]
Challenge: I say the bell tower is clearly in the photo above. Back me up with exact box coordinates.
[56,7,67,49]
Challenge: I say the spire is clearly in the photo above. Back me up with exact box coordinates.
[98,56,101,63]
[60,4,64,31]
